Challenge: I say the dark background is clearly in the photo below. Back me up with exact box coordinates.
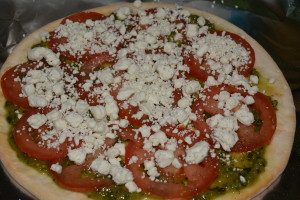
[0,0,299,199]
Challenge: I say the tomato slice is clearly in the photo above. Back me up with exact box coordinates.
[83,137,117,167]
[192,84,276,152]
[48,12,123,61]
[231,92,276,152]
[60,12,107,25]
[1,61,41,109]
[50,164,114,192]
[118,102,152,128]
[156,145,186,183]
[75,52,116,106]
[183,31,255,81]
[14,109,68,160]
[161,125,211,146]
[113,127,145,147]
[126,141,219,199]
[48,12,106,61]
[110,82,152,128]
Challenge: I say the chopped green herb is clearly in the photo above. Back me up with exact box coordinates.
[252,108,263,132]
[267,96,278,110]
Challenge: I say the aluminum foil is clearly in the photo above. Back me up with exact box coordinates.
[0,0,299,199]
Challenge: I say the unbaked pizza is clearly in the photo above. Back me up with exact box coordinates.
[0,1,296,200]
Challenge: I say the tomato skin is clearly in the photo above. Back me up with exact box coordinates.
[48,12,123,61]
[193,84,277,152]
[75,52,116,106]
[113,127,145,147]
[60,12,107,24]
[183,51,212,82]
[110,83,152,128]
[126,141,219,199]
[118,102,152,128]
[231,92,276,152]
[50,164,115,192]
[1,61,40,109]
[219,31,255,76]
[50,12,107,61]
[14,109,68,160]
[183,31,255,81]
[161,125,211,146]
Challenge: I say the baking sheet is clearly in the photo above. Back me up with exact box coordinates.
[0,0,299,199]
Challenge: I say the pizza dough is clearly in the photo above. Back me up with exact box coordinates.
[0,2,296,200]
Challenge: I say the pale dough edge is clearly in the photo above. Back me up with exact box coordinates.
[0,2,296,200]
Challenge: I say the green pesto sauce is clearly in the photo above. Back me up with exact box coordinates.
[7,12,269,200]
[195,148,266,200]
[32,40,48,48]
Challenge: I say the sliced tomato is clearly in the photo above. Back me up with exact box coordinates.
[14,109,68,160]
[48,12,123,61]
[117,102,152,128]
[50,164,114,192]
[126,141,219,199]
[82,137,117,167]
[231,92,276,152]
[161,125,211,146]
[110,83,152,128]
[172,88,183,107]
[157,165,186,183]
[218,31,255,76]
[193,84,276,152]
[1,61,41,109]
[183,52,212,82]
[60,12,107,24]
[113,127,145,147]
[192,84,245,135]
[183,31,255,81]
[157,145,186,183]
[75,52,116,106]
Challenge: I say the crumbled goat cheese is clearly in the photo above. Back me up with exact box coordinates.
[110,165,134,184]
[28,47,60,67]
[234,105,254,126]
[50,163,62,174]
[90,157,111,175]
[68,148,87,165]
[185,141,210,164]
[154,150,175,168]
[27,114,47,129]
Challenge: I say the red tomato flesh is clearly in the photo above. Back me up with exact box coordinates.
[125,141,219,199]
[50,164,114,192]
[192,84,276,152]
[60,12,107,24]
[75,52,116,106]
[183,31,255,82]
[1,61,40,109]
[14,109,68,160]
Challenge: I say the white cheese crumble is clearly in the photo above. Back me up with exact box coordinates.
[154,150,174,168]
[27,114,47,129]
[185,141,210,164]
[68,148,87,165]
[90,157,111,175]
[50,163,62,174]
[28,47,61,67]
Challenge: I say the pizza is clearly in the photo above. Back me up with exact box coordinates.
[0,1,296,200]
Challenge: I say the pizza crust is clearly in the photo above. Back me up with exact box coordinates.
[0,2,295,200]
